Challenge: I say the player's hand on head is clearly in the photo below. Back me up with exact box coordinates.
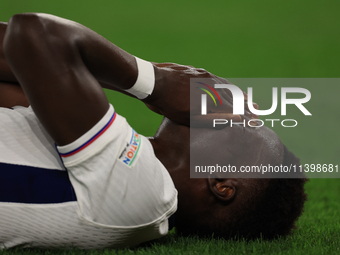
[144,62,258,127]
[190,86,259,128]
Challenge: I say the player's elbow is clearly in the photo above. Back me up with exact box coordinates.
[4,14,49,60]
[5,13,42,47]
[8,13,41,28]
[4,13,78,64]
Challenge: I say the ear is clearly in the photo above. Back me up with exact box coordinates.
[207,178,237,202]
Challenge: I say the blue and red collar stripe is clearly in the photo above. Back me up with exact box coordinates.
[60,111,117,158]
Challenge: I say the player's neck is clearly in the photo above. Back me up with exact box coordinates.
[148,117,190,174]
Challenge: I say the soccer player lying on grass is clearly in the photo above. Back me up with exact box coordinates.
[0,14,307,249]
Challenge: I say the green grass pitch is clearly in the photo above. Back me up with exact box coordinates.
[1,179,339,255]
[0,0,339,254]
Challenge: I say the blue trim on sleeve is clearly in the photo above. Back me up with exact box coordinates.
[0,163,76,204]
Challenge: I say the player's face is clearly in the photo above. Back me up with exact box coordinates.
[172,124,283,227]
[151,113,284,229]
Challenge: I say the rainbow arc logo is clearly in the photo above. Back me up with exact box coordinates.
[196,82,222,106]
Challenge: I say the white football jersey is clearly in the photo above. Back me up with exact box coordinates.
[0,105,177,249]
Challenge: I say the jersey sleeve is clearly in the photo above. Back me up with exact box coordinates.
[56,104,177,243]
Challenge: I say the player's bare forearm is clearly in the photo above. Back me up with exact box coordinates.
[4,14,141,93]
[2,14,185,119]
[4,13,146,145]
[2,18,142,97]
[3,14,251,127]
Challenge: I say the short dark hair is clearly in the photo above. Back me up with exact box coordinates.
[177,145,308,240]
